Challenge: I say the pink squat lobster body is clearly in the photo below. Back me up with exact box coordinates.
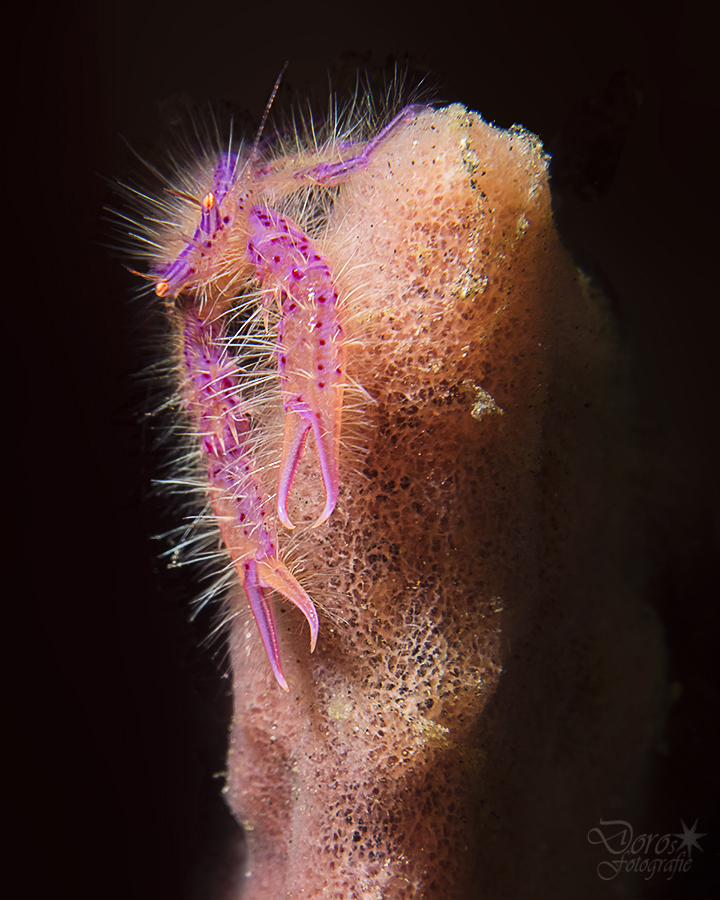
[145,102,423,686]
[247,207,344,529]
[182,310,318,690]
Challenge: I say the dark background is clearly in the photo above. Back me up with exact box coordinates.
[8,1,717,897]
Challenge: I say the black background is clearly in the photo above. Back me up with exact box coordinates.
[8,1,717,897]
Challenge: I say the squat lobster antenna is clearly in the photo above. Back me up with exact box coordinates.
[164,187,204,207]
[249,61,289,167]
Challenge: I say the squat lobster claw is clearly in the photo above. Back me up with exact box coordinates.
[276,396,340,531]
[238,555,319,692]
[247,207,345,529]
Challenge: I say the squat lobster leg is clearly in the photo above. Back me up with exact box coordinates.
[182,309,319,689]
[296,104,425,185]
[247,207,345,529]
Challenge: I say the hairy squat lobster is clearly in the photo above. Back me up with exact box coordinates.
[142,99,422,689]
